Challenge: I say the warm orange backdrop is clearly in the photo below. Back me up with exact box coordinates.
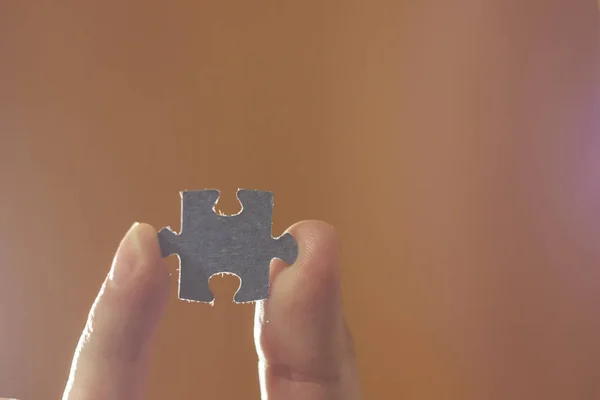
[1,2,599,399]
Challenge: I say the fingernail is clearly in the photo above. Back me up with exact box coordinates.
[109,222,141,283]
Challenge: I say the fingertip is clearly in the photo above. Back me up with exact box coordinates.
[269,220,340,290]
[285,219,341,280]
[109,222,169,289]
[104,221,171,315]
[263,219,345,334]
[130,222,163,258]
[285,219,338,243]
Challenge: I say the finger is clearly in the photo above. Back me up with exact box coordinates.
[254,220,362,400]
[62,223,170,400]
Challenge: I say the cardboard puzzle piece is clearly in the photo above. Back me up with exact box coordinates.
[158,189,298,304]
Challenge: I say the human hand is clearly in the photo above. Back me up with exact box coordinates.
[61,221,362,399]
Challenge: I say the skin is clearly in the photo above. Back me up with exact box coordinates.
[60,220,362,400]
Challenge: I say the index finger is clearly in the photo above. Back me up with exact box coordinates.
[62,223,170,400]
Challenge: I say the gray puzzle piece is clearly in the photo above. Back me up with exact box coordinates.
[158,189,298,304]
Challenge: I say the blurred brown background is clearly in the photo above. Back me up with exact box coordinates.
[1,2,599,399]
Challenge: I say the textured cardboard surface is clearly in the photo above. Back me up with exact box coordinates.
[158,189,298,303]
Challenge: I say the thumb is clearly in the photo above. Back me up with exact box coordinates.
[254,220,362,400]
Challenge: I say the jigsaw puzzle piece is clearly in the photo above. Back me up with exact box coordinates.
[230,233,297,302]
[178,255,215,303]
[232,264,270,303]
[158,188,298,304]
[158,189,220,257]
[269,232,298,266]
[237,189,298,265]
[180,190,220,231]
[237,189,274,218]
[157,227,180,258]
[158,228,217,302]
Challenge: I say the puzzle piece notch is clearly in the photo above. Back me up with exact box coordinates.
[158,189,298,303]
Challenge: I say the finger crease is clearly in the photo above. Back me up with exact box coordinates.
[261,361,342,386]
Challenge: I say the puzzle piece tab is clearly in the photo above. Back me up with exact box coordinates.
[158,189,298,303]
